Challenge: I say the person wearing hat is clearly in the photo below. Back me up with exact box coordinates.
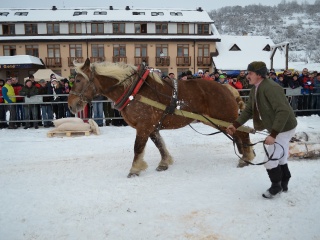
[226,61,297,199]
[197,69,204,79]
[217,74,228,84]
[2,78,18,129]
[38,79,54,127]
[68,75,75,88]
[19,79,39,129]
[179,72,188,81]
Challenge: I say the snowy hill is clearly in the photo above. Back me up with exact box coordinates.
[209,0,320,64]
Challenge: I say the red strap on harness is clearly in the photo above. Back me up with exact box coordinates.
[115,69,150,111]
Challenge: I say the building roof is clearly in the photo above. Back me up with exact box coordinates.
[0,55,43,66]
[213,35,287,70]
[0,7,213,23]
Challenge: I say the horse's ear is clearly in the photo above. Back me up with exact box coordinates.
[82,58,91,70]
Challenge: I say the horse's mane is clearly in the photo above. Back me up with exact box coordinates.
[74,61,163,87]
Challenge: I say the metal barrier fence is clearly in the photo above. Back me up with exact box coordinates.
[1,88,320,126]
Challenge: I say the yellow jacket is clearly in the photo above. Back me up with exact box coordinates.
[3,83,16,103]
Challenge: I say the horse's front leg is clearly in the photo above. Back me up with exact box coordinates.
[150,131,173,171]
[128,134,149,178]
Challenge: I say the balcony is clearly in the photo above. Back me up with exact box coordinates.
[112,56,127,63]
[197,57,211,66]
[45,57,62,68]
[155,57,170,66]
[68,57,84,67]
[134,56,149,66]
[176,56,191,66]
[90,57,105,63]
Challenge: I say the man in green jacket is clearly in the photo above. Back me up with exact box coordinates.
[227,61,297,199]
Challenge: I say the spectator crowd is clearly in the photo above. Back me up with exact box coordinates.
[1,67,320,129]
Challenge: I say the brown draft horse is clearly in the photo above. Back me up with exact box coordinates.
[68,59,255,177]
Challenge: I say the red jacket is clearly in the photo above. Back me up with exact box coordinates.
[229,80,243,89]
[12,83,23,102]
[0,86,3,103]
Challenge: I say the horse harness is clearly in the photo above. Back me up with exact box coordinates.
[69,65,98,104]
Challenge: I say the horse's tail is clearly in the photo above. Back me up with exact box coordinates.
[236,96,246,110]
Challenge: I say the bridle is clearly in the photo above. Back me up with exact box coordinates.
[69,66,98,104]
[69,64,138,104]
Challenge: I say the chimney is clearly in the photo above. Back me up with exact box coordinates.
[125,6,130,10]
[196,7,203,12]
[52,6,57,11]
[109,6,113,10]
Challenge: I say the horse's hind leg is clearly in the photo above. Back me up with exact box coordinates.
[234,131,255,167]
[128,134,149,178]
[150,131,173,171]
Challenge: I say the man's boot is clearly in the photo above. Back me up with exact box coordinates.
[280,164,291,192]
[262,165,283,199]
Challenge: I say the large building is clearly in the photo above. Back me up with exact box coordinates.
[0,6,221,82]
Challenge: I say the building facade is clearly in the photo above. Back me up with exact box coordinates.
[0,6,221,82]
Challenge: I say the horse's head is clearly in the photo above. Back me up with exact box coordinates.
[68,58,97,114]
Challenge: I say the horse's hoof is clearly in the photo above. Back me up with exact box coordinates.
[127,173,139,178]
[156,166,168,171]
[237,160,249,168]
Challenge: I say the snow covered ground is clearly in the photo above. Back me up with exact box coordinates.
[1,115,320,240]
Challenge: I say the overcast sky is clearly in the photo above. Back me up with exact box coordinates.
[0,0,316,11]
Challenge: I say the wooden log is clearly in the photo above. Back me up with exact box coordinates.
[289,142,320,159]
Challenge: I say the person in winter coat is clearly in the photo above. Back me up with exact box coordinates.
[287,74,302,112]
[237,70,251,96]
[226,61,297,199]
[0,79,8,128]
[2,78,17,129]
[19,79,39,129]
[229,77,243,90]
[217,74,228,84]
[38,79,54,127]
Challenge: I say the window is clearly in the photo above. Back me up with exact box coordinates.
[25,24,37,35]
[134,23,147,34]
[91,44,104,57]
[135,44,147,57]
[47,23,60,34]
[263,44,271,51]
[15,12,28,16]
[197,24,209,34]
[177,44,189,57]
[2,24,15,35]
[177,24,189,34]
[3,45,16,56]
[113,44,126,57]
[151,12,164,16]
[156,44,168,57]
[132,12,145,15]
[170,12,183,16]
[229,44,241,51]
[70,44,82,57]
[91,23,104,34]
[47,44,60,58]
[197,44,210,65]
[94,11,107,15]
[156,23,168,34]
[26,45,39,57]
[198,44,210,57]
[113,23,125,34]
[0,12,9,16]
[69,23,82,34]
[73,11,87,16]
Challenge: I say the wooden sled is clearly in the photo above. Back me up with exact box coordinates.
[47,130,91,138]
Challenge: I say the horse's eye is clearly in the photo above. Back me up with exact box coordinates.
[76,79,81,83]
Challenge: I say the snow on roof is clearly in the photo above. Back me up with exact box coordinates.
[213,35,287,70]
[0,55,43,65]
[0,7,213,23]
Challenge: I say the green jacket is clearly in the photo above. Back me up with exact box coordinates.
[236,78,297,135]
[19,85,39,100]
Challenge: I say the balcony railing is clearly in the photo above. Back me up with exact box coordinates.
[134,56,149,66]
[68,57,84,66]
[155,56,170,66]
[45,57,62,68]
[112,56,127,63]
[90,57,105,63]
[197,56,211,66]
[176,56,191,66]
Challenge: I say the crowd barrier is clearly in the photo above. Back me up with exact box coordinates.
[1,88,320,125]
